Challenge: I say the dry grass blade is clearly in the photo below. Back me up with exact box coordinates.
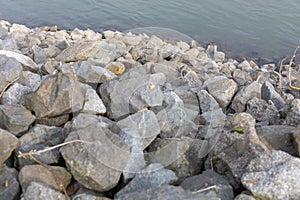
[191,185,217,194]
[288,45,300,90]
[0,76,20,98]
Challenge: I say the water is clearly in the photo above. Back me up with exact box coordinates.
[1,0,300,63]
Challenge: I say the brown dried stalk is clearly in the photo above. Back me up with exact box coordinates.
[288,45,300,90]
[0,76,20,98]
[191,185,217,194]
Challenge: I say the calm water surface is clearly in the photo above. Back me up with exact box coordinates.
[1,0,300,63]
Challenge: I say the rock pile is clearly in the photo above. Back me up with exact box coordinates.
[0,20,300,200]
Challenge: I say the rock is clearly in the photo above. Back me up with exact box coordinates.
[99,72,166,119]
[178,66,202,93]
[0,165,20,200]
[25,72,84,118]
[203,76,238,109]
[234,193,256,200]
[23,182,66,200]
[35,114,70,127]
[237,60,253,72]
[246,97,278,123]
[72,187,110,200]
[60,123,130,192]
[150,62,179,82]
[0,129,18,167]
[75,61,117,83]
[115,163,177,198]
[231,81,261,113]
[292,126,300,157]
[56,41,100,62]
[104,62,125,75]
[16,124,67,166]
[81,84,106,115]
[286,98,300,126]
[181,170,234,200]
[256,125,298,156]
[19,165,71,192]
[242,150,300,200]
[211,113,268,189]
[197,90,220,112]
[0,26,8,39]
[0,55,23,92]
[261,81,286,110]
[206,45,225,63]
[0,104,35,136]
[0,83,32,105]
[232,69,253,86]
[0,50,39,72]
[18,70,42,92]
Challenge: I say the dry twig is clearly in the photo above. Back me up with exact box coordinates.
[288,45,300,90]
[191,185,218,194]
[0,76,20,98]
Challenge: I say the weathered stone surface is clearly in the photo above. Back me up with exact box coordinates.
[150,62,179,82]
[0,128,18,167]
[23,182,66,200]
[0,55,23,92]
[261,81,286,109]
[99,72,166,119]
[0,83,32,105]
[0,165,20,200]
[242,150,300,200]
[81,84,106,115]
[104,61,125,75]
[256,125,297,156]
[231,81,261,113]
[292,126,300,157]
[25,72,84,118]
[19,165,71,192]
[18,71,42,92]
[203,76,238,109]
[16,124,67,166]
[60,123,130,192]
[234,193,256,200]
[232,69,253,86]
[197,90,220,112]
[35,114,70,127]
[115,163,177,198]
[0,104,35,136]
[286,98,300,126]
[212,113,268,189]
[0,50,39,72]
[72,187,110,200]
[181,170,234,200]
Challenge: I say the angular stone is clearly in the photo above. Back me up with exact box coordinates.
[150,62,179,82]
[0,55,23,92]
[115,163,177,198]
[0,104,35,136]
[234,194,256,200]
[292,126,300,157]
[0,129,18,167]
[35,114,70,127]
[203,76,238,109]
[261,81,285,109]
[81,84,106,115]
[286,98,300,126]
[16,124,67,166]
[0,165,20,200]
[197,90,220,112]
[23,182,66,200]
[72,187,110,200]
[0,50,39,72]
[19,165,71,192]
[0,83,32,105]
[242,150,300,200]
[60,123,130,192]
[181,170,234,200]
[232,69,253,86]
[99,72,166,119]
[104,61,125,75]
[25,72,84,118]
[231,81,261,113]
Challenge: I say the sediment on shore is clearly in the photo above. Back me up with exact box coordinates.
[0,20,300,200]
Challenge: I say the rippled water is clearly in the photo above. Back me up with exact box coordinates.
[1,0,300,63]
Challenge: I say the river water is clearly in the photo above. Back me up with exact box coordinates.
[1,0,300,63]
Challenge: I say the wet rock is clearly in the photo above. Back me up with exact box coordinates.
[261,81,285,110]
[23,182,66,200]
[0,165,20,200]
[256,125,297,156]
[75,61,117,83]
[246,97,278,123]
[0,83,32,105]
[242,150,300,200]
[19,165,71,192]
[60,123,130,192]
[25,72,84,118]
[115,163,177,198]
[286,98,300,126]
[0,104,35,136]
[0,50,39,72]
[99,72,166,119]
[0,128,18,167]
[0,55,23,92]
[231,81,261,113]
[81,84,106,115]
[203,76,238,109]
[16,124,67,166]
[211,113,268,189]
[181,170,234,200]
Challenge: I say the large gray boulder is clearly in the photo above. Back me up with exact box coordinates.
[23,182,66,200]
[0,128,18,167]
[0,165,20,200]
[261,81,285,110]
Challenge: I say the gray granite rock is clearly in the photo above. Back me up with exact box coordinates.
[261,81,286,110]
[231,81,261,113]
[242,150,300,200]
[23,182,66,200]
[0,129,18,167]
[234,193,256,200]
[18,70,42,92]
[60,123,130,192]
[81,84,106,115]
[292,127,300,157]
[203,76,238,109]
[0,165,20,200]
[181,170,234,200]
[286,98,300,126]
[197,89,220,112]
[0,104,35,136]
[0,83,32,105]
[115,163,177,198]
[232,69,253,86]
[16,124,67,166]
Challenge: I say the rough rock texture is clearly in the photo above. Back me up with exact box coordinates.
[242,150,300,200]
[0,129,18,167]
[261,81,286,110]
[0,83,32,105]
[0,165,20,200]
[23,182,66,200]
[81,84,106,115]
[286,98,300,126]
